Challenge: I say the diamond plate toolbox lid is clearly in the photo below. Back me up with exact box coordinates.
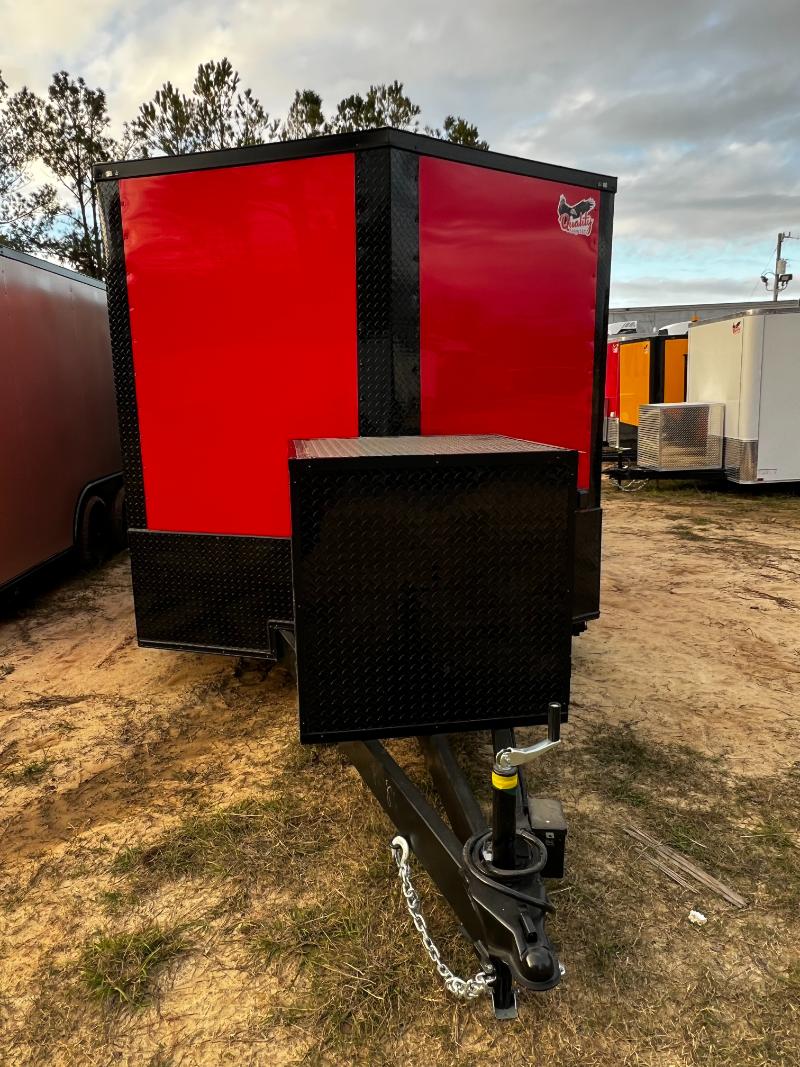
[289,434,578,743]
[291,434,568,459]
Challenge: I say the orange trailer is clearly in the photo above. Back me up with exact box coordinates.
[613,333,687,450]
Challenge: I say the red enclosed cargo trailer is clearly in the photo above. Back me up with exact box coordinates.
[95,127,615,659]
[0,248,122,593]
[95,128,617,1016]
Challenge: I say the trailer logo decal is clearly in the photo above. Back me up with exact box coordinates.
[557,194,596,237]
[732,320,742,335]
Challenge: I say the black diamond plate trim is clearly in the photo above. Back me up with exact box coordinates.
[97,180,147,527]
[573,506,602,622]
[356,148,392,433]
[589,189,615,509]
[389,149,420,432]
[290,443,576,742]
[128,530,293,658]
[355,147,420,435]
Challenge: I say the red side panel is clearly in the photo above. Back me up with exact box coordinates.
[418,157,601,489]
[121,154,358,538]
[605,341,620,417]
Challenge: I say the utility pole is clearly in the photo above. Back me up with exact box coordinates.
[761,232,796,300]
[774,232,788,301]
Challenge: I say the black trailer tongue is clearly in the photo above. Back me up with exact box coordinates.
[338,697,565,1018]
[288,434,574,1018]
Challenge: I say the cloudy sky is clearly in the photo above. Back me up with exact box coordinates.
[2,0,798,306]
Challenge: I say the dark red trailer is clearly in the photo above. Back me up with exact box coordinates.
[95,128,615,659]
[0,248,122,593]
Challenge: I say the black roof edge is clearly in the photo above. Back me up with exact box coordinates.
[0,245,105,289]
[93,126,617,192]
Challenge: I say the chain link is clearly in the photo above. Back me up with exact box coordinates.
[390,835,494,1000]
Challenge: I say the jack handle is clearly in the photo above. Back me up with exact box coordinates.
[495,703,562,770]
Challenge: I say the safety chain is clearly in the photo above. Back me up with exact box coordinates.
[390,835,494,1000]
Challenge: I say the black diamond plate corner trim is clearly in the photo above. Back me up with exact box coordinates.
[97,180,147,527]
[356,149,393,434]
[128,530,293,657]
[589,188,615,508]
[389,149,420,434]
[355,147,420,436]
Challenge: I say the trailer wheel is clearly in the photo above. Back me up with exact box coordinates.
[78,495,110,567]
[110,485,127,551]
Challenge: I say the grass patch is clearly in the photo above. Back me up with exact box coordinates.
[11,721,800,1066]
[539,724,800,915]
[671,522,708,542]
[584,931,637,975]
[19,693,91,710]
[606,778,649,807]
[249,884,463,1062]
[3,757,55,783]
[581,721,714,784]
[251,902,365,965]
[113,794,335,887]
[20,759,54,781]
[96,889,140,917]
[147,1053,175,1067]
[80,925,186,1007]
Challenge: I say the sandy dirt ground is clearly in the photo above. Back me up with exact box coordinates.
[572,487,800,774]
[0,483,798,1066]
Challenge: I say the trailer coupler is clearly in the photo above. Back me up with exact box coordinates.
[462,827,559,991]
[341,724,565,1019]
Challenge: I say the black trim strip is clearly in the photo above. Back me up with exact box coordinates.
[0,548,73,597]
[93,127,617,193]
[650,336,665,404]
[97,180,147,527]
[355,147,420,435]
[683,345,689,400]
[589,189,615,507]
[136,637,278,660]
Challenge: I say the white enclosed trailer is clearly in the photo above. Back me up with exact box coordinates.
[687,307,800,485]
